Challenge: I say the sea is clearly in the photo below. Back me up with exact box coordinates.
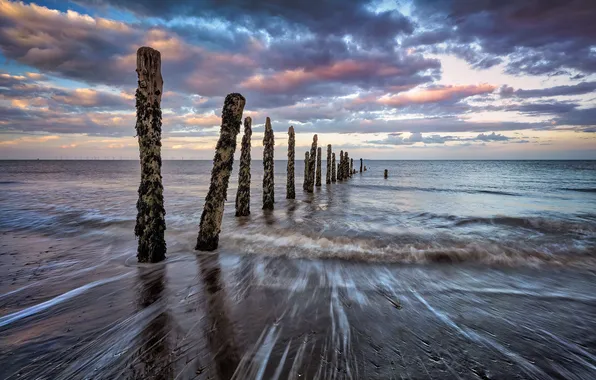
[0,160,595,379]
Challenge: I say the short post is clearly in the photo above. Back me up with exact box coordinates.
[235,117,252,217]
[196,93,246,251]
[384,169,388,179]
[135,46,166,263]
[331,152,336,183]
[303,152,309,191]
[307,135,317,192]
[360,158,363,173]
[364,166,367,172]
[286,126,295,199]
[262,117,275,210]
[316,147,322,187]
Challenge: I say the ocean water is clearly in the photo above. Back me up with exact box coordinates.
[0,160,595,379]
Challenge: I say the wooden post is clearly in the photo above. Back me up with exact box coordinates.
[262,117,275,210]
[307,135,317,192]
[350,158,353,177]
[360,158,363,173]
[338,150,343,181]
[384,169,388,179]
[331,152,336,183]
[196,93,246,251]
[344,152,350,179]
[135,46,166,263]
[326,145,332,184]
[235,117,252,217]
[286,126,295,199]
[316,147,322,186]
[303,152,309,191]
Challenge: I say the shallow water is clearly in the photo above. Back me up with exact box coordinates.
[0,160,595,379]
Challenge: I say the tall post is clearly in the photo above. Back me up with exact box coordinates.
[135,46,166,263]
[360,158,363,173]
[350,158,353,177]
[286,126,295,199]
[331,152,336,183]
[303,152,309,191]
[338,150,344,181]
[235,117,252,217]
[326,145,332,184]
[262,117,275,210]
[344,152,350,179]
[196,93,246,251]
[316,147,322,187]
[307,135,317,192]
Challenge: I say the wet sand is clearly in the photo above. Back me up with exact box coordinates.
[1,231,595,379]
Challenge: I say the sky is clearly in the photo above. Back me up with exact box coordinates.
[0,0,595,159]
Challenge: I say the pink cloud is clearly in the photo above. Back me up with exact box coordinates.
[378,84,497,107]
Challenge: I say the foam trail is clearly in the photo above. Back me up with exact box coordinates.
[0,272,131,328]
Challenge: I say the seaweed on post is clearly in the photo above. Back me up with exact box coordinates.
[262,117,275,210]
[196,93,246,251]
[134,46,166,263]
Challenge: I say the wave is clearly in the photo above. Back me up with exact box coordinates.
[561,188,596,193]
[351,184,521,196]
[453,216,596,234]
[222,229,596,268]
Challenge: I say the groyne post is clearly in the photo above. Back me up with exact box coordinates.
[134,46,166,263]
[326,145,332,185]
[338,151,343,181]
[350,158,353,177]
[235,117,252,217]
[303,152,309,191]
[195,93,246,251]
[286,126,295,199]
[360,158,363,173]
[316,147,322,187]
[262,117,275,210]
[307,135,317,192]
[384,169,388,179]
[331,152,336,183]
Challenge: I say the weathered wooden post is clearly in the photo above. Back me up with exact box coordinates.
[326,145,332,184]
[262,117,275,210]
[235,117,252,217]
[360,158,363,173]
[350,158,353,177]
[307,135,317,192]
[135,47,166,263]
[364,166,367,172]
[316,147,322,187]
[196,93,246,251]
[384,169,388,179]
[286,126,295,199]
[331,152,336,182]
[344,152,350,179]
[303,152,309,191]
[338,150,344,181]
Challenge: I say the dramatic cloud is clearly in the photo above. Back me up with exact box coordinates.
[377,84,496,108]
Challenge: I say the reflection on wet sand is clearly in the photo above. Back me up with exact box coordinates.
[198,254,240,379]
[129,266,173,379]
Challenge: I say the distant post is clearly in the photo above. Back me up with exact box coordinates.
[360,158,363,173]
[262,117,275,210]
[344,152,350,179]
[135,46,166,263]
[331,152,336,182]
[338,151,344,181]
[303,152,309,191]
[326,145,331,184]
[235,117,252,217]
[350,158,353,177]
[384,169,388,179]
[316,147,322,187]
[307,135,317,192]
[196,93,246,251]
[286,126,295,199]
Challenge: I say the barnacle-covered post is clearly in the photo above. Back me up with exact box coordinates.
[338,150,344,181]
[196,93,246,251]
[307,135,317,192]
[316,147,322,187]
[262,117,275,210]
[326,145,332,184]
[134,47,166,263]
[384,169,388,179]
[235,117,252,217]
[360,158,363,173]
[303,152,309,191]
[331,152,336,183]
[286,126,295,199]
